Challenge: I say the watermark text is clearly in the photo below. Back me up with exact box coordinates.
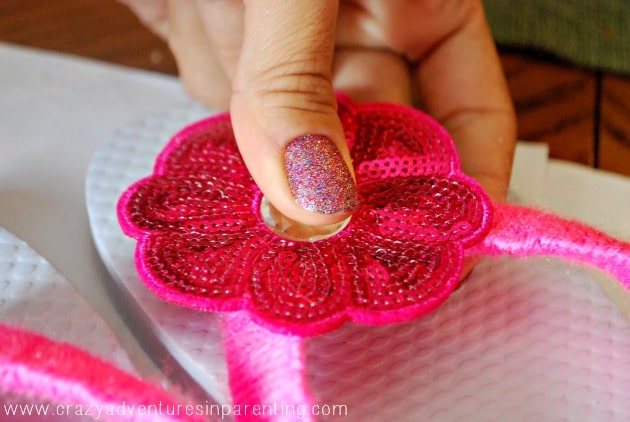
[3,400,349,420]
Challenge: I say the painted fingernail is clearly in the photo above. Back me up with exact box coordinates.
[284,135,360,215]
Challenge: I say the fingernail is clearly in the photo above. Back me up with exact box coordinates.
[284,135,359,215]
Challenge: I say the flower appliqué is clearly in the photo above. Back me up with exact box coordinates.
[118,97,493,336]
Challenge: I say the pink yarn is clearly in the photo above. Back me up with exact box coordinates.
[223,312,315,422]
[117,95,630,421]
[0,324,201,421]
[473,203,630,288]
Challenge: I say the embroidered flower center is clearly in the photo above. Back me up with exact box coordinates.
[260,196,351,242]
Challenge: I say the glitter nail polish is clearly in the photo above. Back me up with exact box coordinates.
[284,135,360,215]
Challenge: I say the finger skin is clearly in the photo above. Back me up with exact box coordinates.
[230,0,356,226]
[118,0,169,38]
[333,48,412,104]
[194,0,244,76]
[415,2,516,201]
[167,0,231,109]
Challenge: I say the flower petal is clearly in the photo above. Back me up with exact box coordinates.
[156,115,248,178]
[357,155,454,181]
[346,232,463,324]
[358,175,491,245]
[119,174,257,235]
[136,231,258,311]
[350,103,458,170]
[247,238,353,335]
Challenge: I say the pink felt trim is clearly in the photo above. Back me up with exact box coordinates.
[223,312,315,422]
[0,324,200,421]
[471,203,630,288]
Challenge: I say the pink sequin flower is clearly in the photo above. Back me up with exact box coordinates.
[118,97,493,336]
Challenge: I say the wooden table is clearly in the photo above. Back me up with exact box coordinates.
[2,0,629,177]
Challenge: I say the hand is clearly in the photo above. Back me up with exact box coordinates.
[120,0,516,227]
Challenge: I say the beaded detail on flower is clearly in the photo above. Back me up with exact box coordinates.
[118,96,493,336]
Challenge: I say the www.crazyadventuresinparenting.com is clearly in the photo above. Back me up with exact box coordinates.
[3,400,350,420]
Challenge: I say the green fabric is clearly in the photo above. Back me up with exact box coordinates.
[483,0,630,74]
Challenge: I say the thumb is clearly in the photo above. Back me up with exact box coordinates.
[230,0,359,227]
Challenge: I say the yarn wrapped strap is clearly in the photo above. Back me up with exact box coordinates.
[0,324,201,422]
[223,312,314,422]
[472,203,630,288]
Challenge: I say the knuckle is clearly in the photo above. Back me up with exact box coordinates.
[239,58,336,113]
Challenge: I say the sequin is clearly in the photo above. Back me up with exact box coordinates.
[117,96,493,337]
